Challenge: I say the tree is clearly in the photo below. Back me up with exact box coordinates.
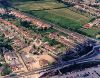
[0,33,13,50]
[1,64,12,76]
[20,20,31,28]
[56,0,62,3]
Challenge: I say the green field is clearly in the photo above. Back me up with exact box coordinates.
[13,1,90,26]
[25,9,90,30]
[80,28,100,37]
[11,0,100,38]
[14,1,64,11]
[9,0,56,2]
[15,1,89,29]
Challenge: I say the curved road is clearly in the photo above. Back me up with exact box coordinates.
[15,44,100,77]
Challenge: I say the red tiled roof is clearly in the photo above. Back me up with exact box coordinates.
[83,24,92,28]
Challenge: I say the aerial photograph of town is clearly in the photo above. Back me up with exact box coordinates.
[0,0,100,78]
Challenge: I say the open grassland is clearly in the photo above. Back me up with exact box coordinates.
[13,0,90,28]
[46,8,89,25]
[11,0,99,38]
[26,10,90,30]
[80,28,100,37]
[14,1,64,11]
[8,0,56,2]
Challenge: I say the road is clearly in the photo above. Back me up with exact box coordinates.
[11,44,100,77]
[10,8,99,43]
[2,8,100,77]
[42,44,100,73]
[6,9,99,77]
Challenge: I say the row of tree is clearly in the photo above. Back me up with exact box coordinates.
[0,33,12,76]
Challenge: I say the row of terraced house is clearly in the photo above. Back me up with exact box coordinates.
[74,4,100,16]
[0,8,51,29]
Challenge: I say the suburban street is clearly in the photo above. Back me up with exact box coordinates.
[0,0,100,78]
[11,44,100,77]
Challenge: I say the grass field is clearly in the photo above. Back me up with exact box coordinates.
[13,1,90,26]
[80,28,100,37]
[26,9,90,29]
[46,8,89,25]
[11,0,100,38]
[14,1,64,11]
[8,0,55,2]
